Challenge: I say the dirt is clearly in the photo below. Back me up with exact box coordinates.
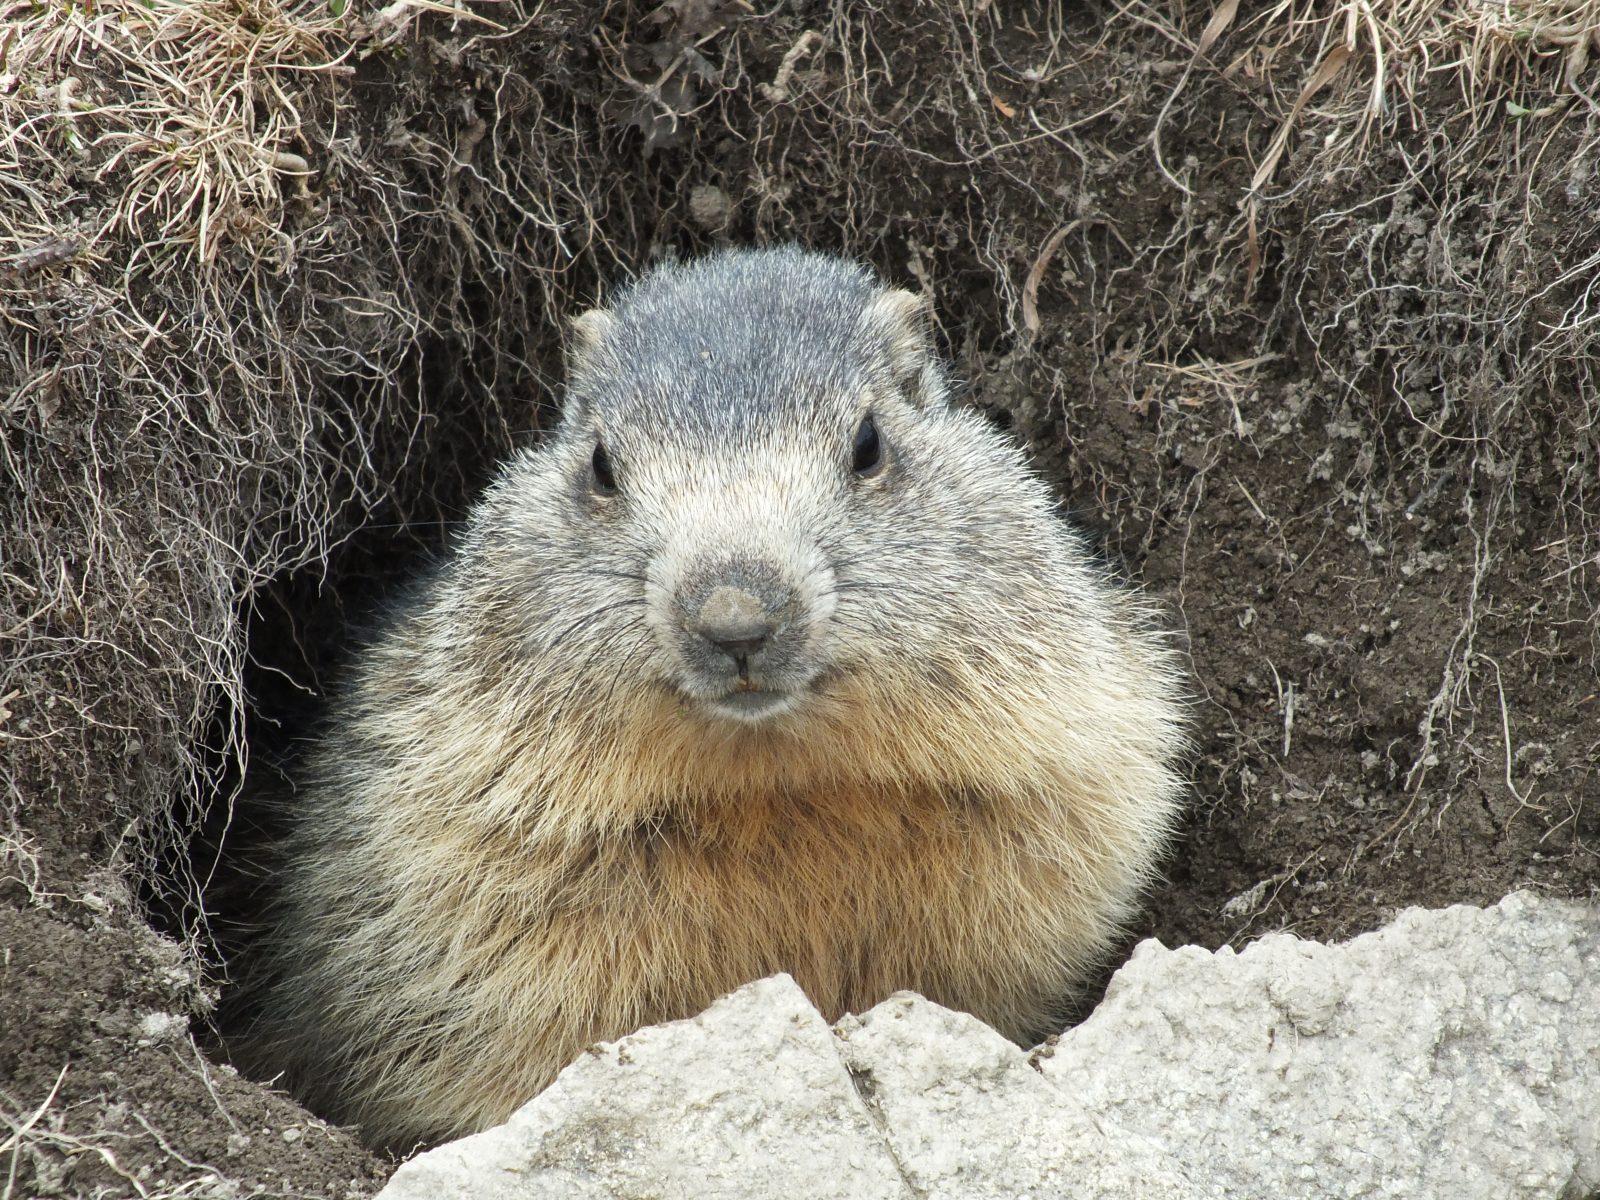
[0,897,386,1198]
[2,1,1596,1195]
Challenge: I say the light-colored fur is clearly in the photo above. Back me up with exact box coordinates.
[248,248,1187,1149]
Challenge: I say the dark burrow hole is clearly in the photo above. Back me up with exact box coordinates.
[140,351,534,1140]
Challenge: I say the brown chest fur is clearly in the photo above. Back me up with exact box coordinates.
[349,775,1093,1141]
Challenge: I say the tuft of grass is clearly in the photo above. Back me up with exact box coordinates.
[1195,0,1600,147]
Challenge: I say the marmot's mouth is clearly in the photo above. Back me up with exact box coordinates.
[704,687,797,723]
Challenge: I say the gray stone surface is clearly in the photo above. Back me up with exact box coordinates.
[834,996,1192,1199]
[378,893,1599,1200]
[378,974,910,1200]
[1041,890,1600,1200]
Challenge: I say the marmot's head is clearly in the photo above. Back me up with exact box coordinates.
[481,247,1064,731]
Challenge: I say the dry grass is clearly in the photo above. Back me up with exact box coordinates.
[0,0,355,270]
[0,0,426,938]
[1176,0,1600,153]
[1109,0,1600,288]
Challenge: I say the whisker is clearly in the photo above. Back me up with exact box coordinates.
[543,598,650,654]
[828,540,934,572]
[541,621,657,736]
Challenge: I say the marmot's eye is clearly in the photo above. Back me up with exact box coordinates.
[852,414,885,478]
[590,442,617,495]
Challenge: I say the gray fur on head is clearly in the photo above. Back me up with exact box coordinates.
[564,247,945,431]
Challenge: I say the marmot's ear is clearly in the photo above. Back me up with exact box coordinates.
[861,288,942,406]
[560,308,616,427]
[566,308,616,381]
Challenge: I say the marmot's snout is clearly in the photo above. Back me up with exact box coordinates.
[662,549,827,722]
[691,580,787,664]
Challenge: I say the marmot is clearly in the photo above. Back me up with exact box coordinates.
[247,247,1187,1150]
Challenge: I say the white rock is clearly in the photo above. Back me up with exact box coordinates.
[377,974,910,1200]
[834,996,1193,1199]
[379,893,1599,1200]
[1042,891,1600,1199]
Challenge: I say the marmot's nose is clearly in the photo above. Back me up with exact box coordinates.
[691,585,775,661]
